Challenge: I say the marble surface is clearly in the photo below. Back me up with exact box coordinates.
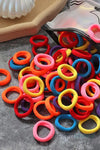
[0,1,100,150]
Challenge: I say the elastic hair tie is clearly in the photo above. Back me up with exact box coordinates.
[13,51,31,65]
[96,73,100,80]
[9,57,28,71]
[33,100,54,120]
[46,71,58,91]
[18,66,33,81]
[59,31,78,48]
[45,96,61,116]
[87,44,98,54]
[55,114,77,132]
[72,58,92,78]
[55,78,66,92]
[21,100,30,112]
[53,97,70,114]
[70,99,92,120]
[34,53,54,70]
[30,59,48,76]
[72,49,92,60]
[14,94,33,118]
[74,76,84,95]
[49,45,62,56]
[87,79,100,98]
[58,89,78,111]
[76,34,84,47]
[23,76,44,97]
[84,61,95,81]
[81,82,100,102]
[30,35,48,47]
[2,86,23,104]
[50,75,67,96]
[91,54,100,75]
[32,43,50,56]
[53,48,67,69]
[78,115,100,134]
[75,38,89,50]
[19,74,39,93]
[96,103,100,117]
[75,96,94,111]
[32,93,44,103]
[57,64,77,81]
[33,120,55,142]
[88,24,100,43]
[0,68,11,86]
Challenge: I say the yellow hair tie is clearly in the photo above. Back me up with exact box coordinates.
[75,40,89,50]
[56,49,71,63]
[58,89,78,111]
[23,76,44,97]
[18,66,31,81]
[78,115,100,134]
[57,64,77,81]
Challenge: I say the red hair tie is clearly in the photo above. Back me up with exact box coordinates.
[30,35,48,47]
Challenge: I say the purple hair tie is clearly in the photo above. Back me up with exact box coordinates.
[71,54,78,60]
[49,45,62,56]
[75,76,84,95]
[87,44,92,54]
[53,96,70,114]
[96,103,100,117]
[21,100,30,112]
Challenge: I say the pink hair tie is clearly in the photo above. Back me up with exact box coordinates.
[33,121,55,142]
[81,82,100,102]
[19,74,39,93]
[41,70,52,78]
[34,53,54,70]
[88,24,100,43]
[32,93,44,103]
[22,93,44,103]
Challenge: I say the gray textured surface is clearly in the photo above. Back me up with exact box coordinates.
[0,1,100,150]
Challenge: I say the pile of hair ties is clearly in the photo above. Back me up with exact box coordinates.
[1,31,100,143]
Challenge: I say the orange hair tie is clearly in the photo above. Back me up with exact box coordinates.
[38,57,51,65]
[45,96,61,116]
[75,96,94,111]
[2,86,23,104]
[0,68,11,86]
[33,100,55,120]
[55,78,66,92]
[13,51,31,65]
[30,59,48,76]
[46,71,58,91]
